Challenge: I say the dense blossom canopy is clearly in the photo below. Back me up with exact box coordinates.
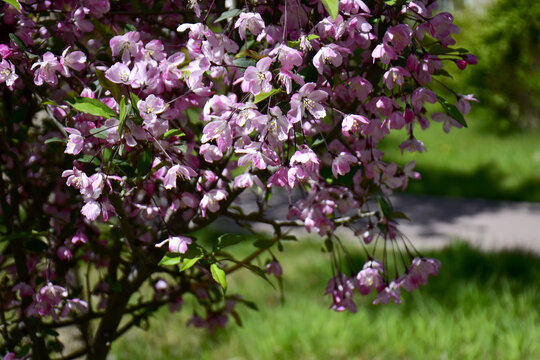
[0,0,475,358]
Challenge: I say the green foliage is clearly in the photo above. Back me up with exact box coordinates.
[111,241,540,360]
[455,0,540,131]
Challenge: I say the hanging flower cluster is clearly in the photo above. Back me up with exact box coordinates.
[0,0,476,357]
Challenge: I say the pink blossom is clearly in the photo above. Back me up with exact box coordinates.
[59,47,86,76]
[288,83,328,123]
[432,112,462,133]
[241,57,273,95]
[105,62,133,84]
[332,152,357,178]
[200,143,223,163]
[234,13,265,40]
[400,138,427,154]
[348,76,372,101]
[383,24,413,53]
[456,94,478,115]
[269,44,303,70]
[138,94,167,122]
[200,189,228,217]
[57,246,73,261]
[201,119,232,152]
[313,44,344,74]
[342,114,369,136]
[266,261,283,277]
[81,200,101,221]
[325,274,357,313]
[31,52,61,86]
[356,260,385,295]
[163,165,197,190]
[411,87,437,112]
[371,43,397,64]
[156,236,193,254]
[373,281,401,305]
[429,13,459,47]
[110,31,140,63]
[64,128,84,155]
[0,59,18,88]
[383,66,411,90]
[290,145,320,173]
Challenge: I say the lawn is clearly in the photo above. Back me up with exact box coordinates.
[379,116,540,202]
[110,241,540,360]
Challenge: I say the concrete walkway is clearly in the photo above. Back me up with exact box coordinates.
[233,191,540,253]
[391,194,540,253]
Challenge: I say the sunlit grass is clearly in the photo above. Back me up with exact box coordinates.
[379,116,540,201]
[110,241,540,360]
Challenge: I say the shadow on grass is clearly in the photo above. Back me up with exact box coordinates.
[405,163,540,202]
[344,241,540,310]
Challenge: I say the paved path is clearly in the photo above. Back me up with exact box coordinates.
[231,191,540,253]
[391,194,540,253]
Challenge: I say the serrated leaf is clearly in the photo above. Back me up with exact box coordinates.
[44,137,65,145]
[211,263,227,289]
[214,8,242,22]
[2,0,21,12]
[118,97,128,135]
[321,0,339,20]
[40,99,59,107]
[67,97,117,119]
[163,129,185,138]
[158,253,182,266]
[95,69,123,103]
[254,89,281,104]
[180,256,202,271]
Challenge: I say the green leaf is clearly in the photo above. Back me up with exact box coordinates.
[67,97,117,119]
[321,0,339,20]
[163,129,185,138]
[44,137,65,145]
[378,196,392,217]
[253,239,275,249]
[287,34,319,48]
[77,154,100,165]
[129,92,144,125]
[233,57,257,69]
[214,234,243,251]
[390,211,410,221]
[118,97,128,135]
[2,0,21,12]
[8,33,28,52]
[214,9,242,22]
[385,0,407,7]
[437,96,468,128]
[89,126,110,139]
[136,147,153,177]
[211,263,227,289]
[95,68,123,103]
[254,88,281,104]
[158,253,182,266]
[180,256,202,271]
[433,69,454,79]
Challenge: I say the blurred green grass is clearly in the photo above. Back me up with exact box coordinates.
[110,241,540,360]
[379,118,540,202]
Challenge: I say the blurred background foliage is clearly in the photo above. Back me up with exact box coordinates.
[452,0,540,132]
